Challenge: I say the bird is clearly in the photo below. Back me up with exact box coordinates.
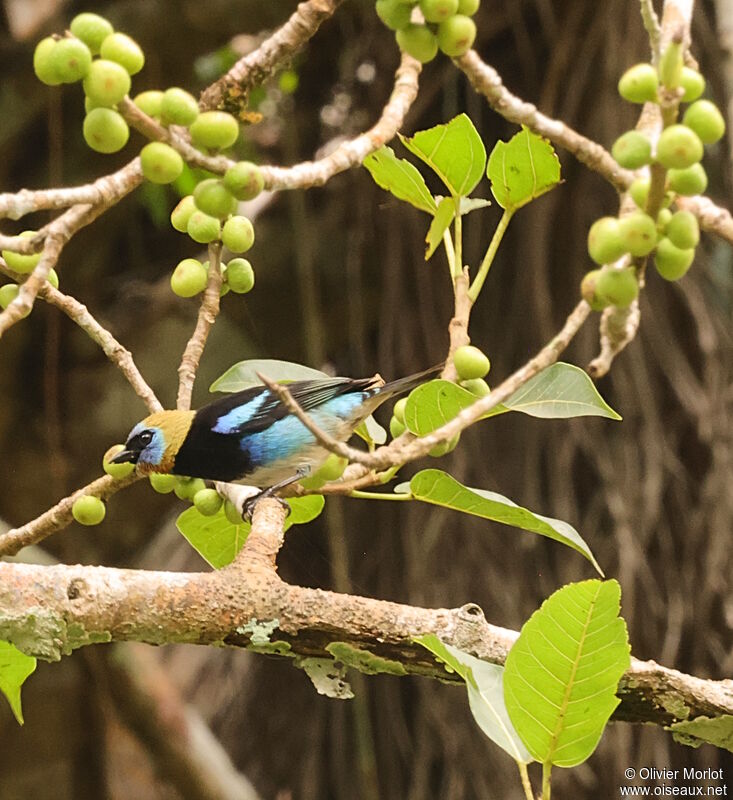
[111,365,442,501]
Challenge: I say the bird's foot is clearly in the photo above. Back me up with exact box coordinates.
[242,491,290,522]
[242,466,311,522]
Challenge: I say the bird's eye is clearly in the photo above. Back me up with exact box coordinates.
[139,431,153,446]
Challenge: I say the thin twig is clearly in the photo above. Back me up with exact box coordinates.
[0,160,143,221]
[640,0,663,62]
[117,98,233,174]
[587,0,696,374]
[442,269,473,382]
[363,300,593,470]
[199,0,347,111]
[456,49,633,192]
[588,302,642,378]
[0,472,141,557]
[177,243,224,410]
[256,373,369,464]
[260,51,421,190]
[40,284,163,413]
[0,201,132,338]
[678,194,733,241]
[263,301,591,475]
[456,43,733,248]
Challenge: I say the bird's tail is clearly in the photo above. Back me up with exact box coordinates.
[376,364,444,398]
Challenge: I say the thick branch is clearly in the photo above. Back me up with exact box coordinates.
[0,499,730,728]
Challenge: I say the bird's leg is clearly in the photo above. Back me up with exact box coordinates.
[242,466,311,521]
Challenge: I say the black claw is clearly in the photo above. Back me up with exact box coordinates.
[242,489,292,522]
[241,467,309,521]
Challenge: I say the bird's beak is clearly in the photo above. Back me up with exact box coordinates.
[110,448,138,464]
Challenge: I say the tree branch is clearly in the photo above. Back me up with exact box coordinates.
[256,372,370,465]
[455,50,633,192]
[0,472,141,557]
[351,299,592,472]
[456,40,733,249]
[259,51,421,190]
[177,243,224,410]
[0,500,730,728]
[588,301,642,378]
[0,160,143,221]
[44,282,162,412]
[199,0,346,111]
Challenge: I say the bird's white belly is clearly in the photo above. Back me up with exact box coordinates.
[237,442,334,488]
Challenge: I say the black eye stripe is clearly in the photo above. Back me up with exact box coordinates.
[139,431,153,445]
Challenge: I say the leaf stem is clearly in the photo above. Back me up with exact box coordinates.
[453,205,463,279]
[349,490,413,502]
[443,228,456,278]
[518,763,535,800]
[542,762,552,800]
[468,208,513,302]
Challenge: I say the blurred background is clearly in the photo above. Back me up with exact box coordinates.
[0,1,731,798]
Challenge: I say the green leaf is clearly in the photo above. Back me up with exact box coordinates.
[407,469,602,573]
[416,634,532,763]
[669,715,733,752]
[404,380,483,436]
[425,196,455,260]
[176,495,325,568]
[210,358,329,393]
[0,641,36,725]
[355,416,387,446]
[504,363,621,420]
[363,146,437,214]
[487,127,561,212]
[504,580,630,767]
[401,114,487,198]
[403,366,619,437]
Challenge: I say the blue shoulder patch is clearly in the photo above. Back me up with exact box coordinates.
[212,395,266,434]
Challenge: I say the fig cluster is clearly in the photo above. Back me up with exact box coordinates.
[148,471,235,521]
[168,167,260,299]
[31,14,265,226]
[582,45,724,307]
[28,13,268,306]
[169,255,255,299]
[387,345,491,455]
[34,13,145,154]
[376,0,479,63]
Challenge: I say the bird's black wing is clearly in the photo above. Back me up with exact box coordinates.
[197,377,380,436]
